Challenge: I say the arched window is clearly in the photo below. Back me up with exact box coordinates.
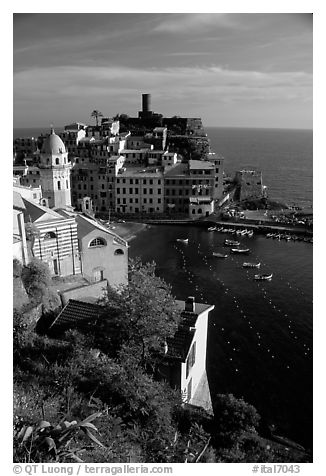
[197,208,202,214]
[114,249,124,255]
[89,237,106,248]
[192,209,196,214]
[55,157,60,165]
[44,231,56,240]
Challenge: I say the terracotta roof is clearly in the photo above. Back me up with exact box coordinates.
[49,299,104,334]
[22,197,63,222]
[166,314,197,360]
[13,191,26,210]
[166,301,214,360]
[189,160,214,170]
[75,214,128,246]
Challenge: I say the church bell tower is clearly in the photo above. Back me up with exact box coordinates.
[39,128,72,209]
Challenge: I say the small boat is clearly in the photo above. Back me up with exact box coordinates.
[243,262,261,268]
[213,252,228,258]
[176,238,188,244]
[231,248,250,254]
[207,226,217,231]
[247,230,254,237]
[224,239,240,246]
[254,273,273,281]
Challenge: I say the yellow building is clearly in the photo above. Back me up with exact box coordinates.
[115,167,164,214]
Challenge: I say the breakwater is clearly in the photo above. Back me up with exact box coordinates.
[142,218,313,237]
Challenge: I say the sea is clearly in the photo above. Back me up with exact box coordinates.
[13,126,313,448]
[129,127,313,449]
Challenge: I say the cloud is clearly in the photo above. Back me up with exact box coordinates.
[13,64,312,127]
[14,64,312,101]
[152,13,234,34]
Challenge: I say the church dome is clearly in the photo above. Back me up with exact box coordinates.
[41,128,66,155]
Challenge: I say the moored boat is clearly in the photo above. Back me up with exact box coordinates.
[176,238,188,244]
[207,226,217,231]
[213,252,228,258]
[224,239,240,246]
[243,262,261,268]
[231,248,250,254]
[254,273,273,281]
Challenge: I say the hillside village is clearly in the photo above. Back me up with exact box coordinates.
[13,94,310,463]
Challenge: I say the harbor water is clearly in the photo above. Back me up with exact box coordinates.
[130,225,313,448]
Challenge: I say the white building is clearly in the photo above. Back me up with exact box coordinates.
[161,296,214,413]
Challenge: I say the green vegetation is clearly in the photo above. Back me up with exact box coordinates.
[166,136,210,161]
[13,258,310,463]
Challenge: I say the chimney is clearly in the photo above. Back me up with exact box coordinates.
[185,296,195,313]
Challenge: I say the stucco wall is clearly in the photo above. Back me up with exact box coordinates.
[80,228,128,288]
[180,310,209,405]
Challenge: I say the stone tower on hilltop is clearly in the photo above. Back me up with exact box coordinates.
[39,128,72,209]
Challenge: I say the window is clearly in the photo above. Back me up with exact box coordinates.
[158,189,161,194]
[129,188,133,194]
[114,249,124,255]
[57,180,61,190]
[89,237,106,247]
[55,158,59,165]
[44,231,56,240]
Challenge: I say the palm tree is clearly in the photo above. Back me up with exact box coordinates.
[90,110,103,127]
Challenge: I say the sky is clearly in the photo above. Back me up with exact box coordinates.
[13,12,312,129]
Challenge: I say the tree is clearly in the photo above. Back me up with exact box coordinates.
[21,259,51,300]
[97,259,181,366]
[113,113,129,122]
[212,393,260,449]
[90,110,103,127]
